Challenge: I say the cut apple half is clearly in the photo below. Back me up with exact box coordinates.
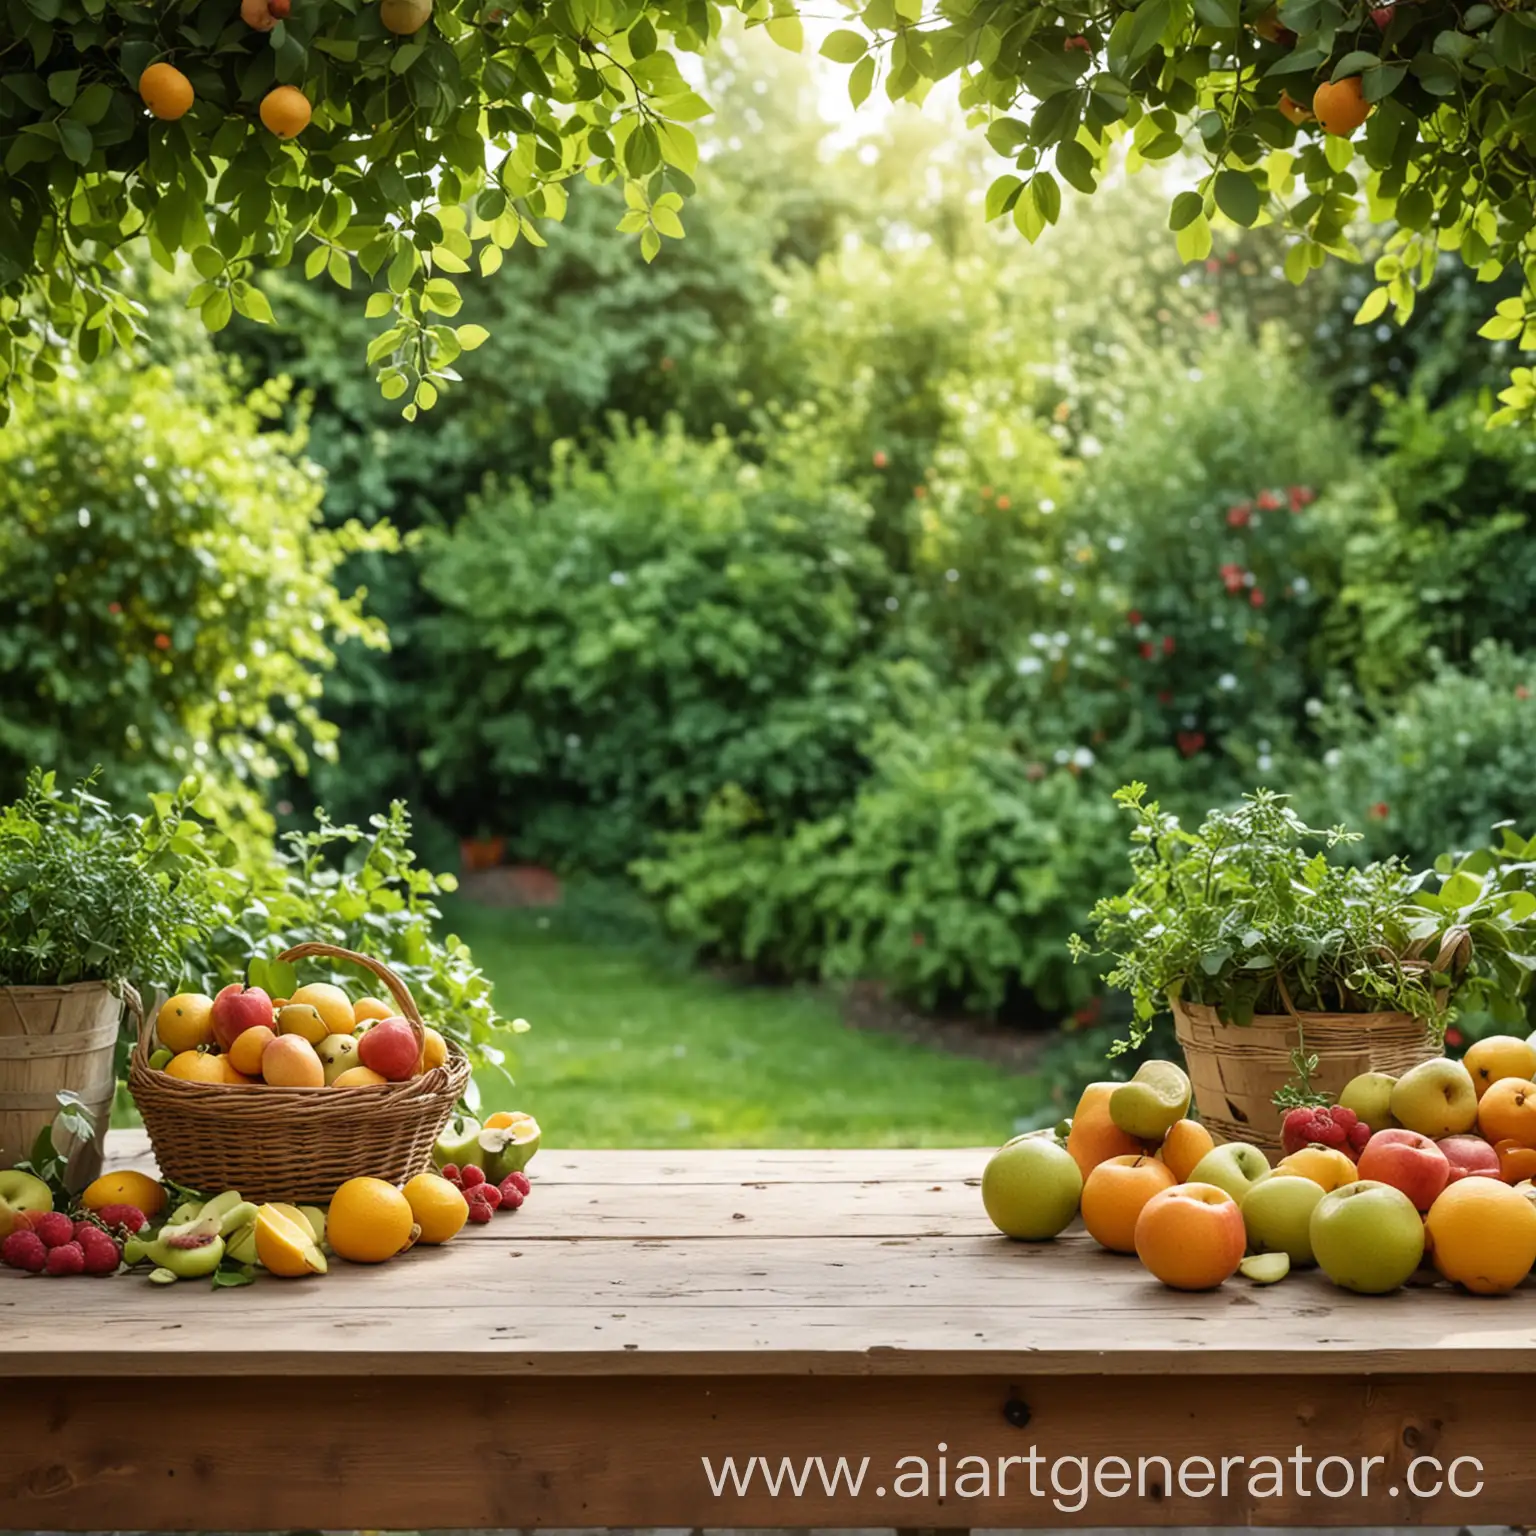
[1239,1252,1290,1285]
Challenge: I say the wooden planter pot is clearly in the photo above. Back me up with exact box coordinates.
[0,981,128,1188]
[1171,997,1438,1155]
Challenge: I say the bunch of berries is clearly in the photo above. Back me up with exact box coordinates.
[2,1210,124,1276]
[439,1163,531,1224]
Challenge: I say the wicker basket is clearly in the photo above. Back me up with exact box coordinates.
[128,943,470,1203]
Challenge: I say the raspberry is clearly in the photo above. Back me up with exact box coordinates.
[502,1170,531,1197]
[466,1199,494,1224]
[95,1204,148,1234]
[78,1229,122,1276]
[498,1177,526,1210]
[1,1230,47,1273]
[45,1241,86,1276]
[471,1182,502,1211]
[33,1211,75,1249]
[439,1164,459,1182]
[460,1164,486,1190]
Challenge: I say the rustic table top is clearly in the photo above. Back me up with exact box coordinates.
[3,1130,1534,1380]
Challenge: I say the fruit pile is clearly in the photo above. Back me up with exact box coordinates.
[982,1035,1536,1297]
[151,982,449,1090]
[1,1105,541,1287]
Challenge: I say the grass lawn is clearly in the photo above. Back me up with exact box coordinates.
[450,900,1047,1148]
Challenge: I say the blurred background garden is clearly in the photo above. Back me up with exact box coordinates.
[6,25,1535,1149]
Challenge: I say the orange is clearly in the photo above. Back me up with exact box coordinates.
[1277,90,1313,125]
[219,1057,258,1084]
[1463,1036,1536,1100]
[1081,1154,1176,1253]
[331,1065,389,1088]
[380,0,433,34]
[421,1026,448,1071]
[353,996,394,1025]
[1312,76,1369,137]
[1158,1119,1215,1183]
[1496,1139,1536,1184]
[164,1049,227,1084]
[288,982,355,1036]
[484,1110,535,1131]
[228,1024,276,1078]
[1478,1078,1536,1146]
[327,1177,419,1263]
[259,84,311,138]
[80,1170,166,1218]
[403,1172,469,1245]
[1134,1183,1246,1291]
[1066,1082,1147,1178]
[139,63,193,120]
[1425,1178,1536,1294]
[254,1203,327,1277]
[1276,1146,1358,1192]
[156,992,215,1053]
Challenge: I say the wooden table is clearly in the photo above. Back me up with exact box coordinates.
[2,1133,1533,1530]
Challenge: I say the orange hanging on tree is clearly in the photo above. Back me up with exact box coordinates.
[138,63,194,120]
[1312,76,1370,137]
[259,86,311,138]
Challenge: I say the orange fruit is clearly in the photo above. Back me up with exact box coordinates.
[260,84,311,138]
[403,1172,469,1244]
[165,1049,227,1084]
[288,982,354,1036]
[228,1024,276,1077]
[331,1065,389,1088]
[156,992,215,1053]
[421,1026,448,1071]
[254,1203,327,1277]
[1463,1036,1536,1099]
[1275,1146,1358,1192]
[261,1034,325,1088]
[1478,1077,1536,1146]
[327,1177,419,1263]
[1277,90,1313,125]
[380,0,433,34]
[80,1170,166,1218]
[1066,1082,1147,1178]
[353,996,394,1025]
[1312,76,1369,137]
[1425,1178,1536,1293]
[1134,1183,1246,1291]
[139,63,193,120]
[241,0,277,28]
[1495,1138,1536,1184]
[484,1110,534,1131]
[1158,1119,1215,1183]
[219,1057,258,1084]
[1081,1154,1176,1253]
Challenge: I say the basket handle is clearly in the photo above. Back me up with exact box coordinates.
[276,942,426,1058]
[123,982,148,1056]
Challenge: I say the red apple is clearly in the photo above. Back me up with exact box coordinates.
[356,1016,419,1082]
[1436,1134,1502,1184]
[1357,1128,1450,1212]
[1370,4,1393,26]
[210,982,275,1052]
[269,0,291,12]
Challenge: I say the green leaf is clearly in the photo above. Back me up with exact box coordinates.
[456,324,490,350]
[766,15,804,51]
[422,277,462,316]
[1354,285,1390,324]
[1030,171,1061,227]
[56,118,91,167]
[201,289,233,332]
[848,54,876,107]
[303,245,328,280]
[191,246,225,281]
[46,68,78,107]
[1169,189,1205,230]
[1214,168,1262,226]
[328,249,352,290]
[985,174,1024,221]
[1175,211,1214,262]
[821,29,868,62]
[365,291,395,319]
[231,282,274,324]
[629,16,657,59]
[1056,140,1097,194]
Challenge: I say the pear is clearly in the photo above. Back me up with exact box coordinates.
[1338,1071,1398,1133]
[316,1033,360,1085]
[1109,1060,1192,1141]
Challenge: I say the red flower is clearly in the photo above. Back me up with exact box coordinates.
[913,485,927,499]
[1369,802,1390,821]
[659,356,675,372]
[1287,485,1314,512]
[1200,309,1220,326]
[1063,33,1091,50]
[1250,589,1265,607]
[1226,504,1251,527]
[154,633,172,651]
[1220,561,1245,594]
[1162,635,1175,654]
[1126,609,1142,626]
[1257,489,1282,510]
[1445,1027,1464,1048]
[1519,686,1531,701]
[1157,689,1173,705]
[1140,641,1156,660]
[872,450,888,469]
[1177,730,1206,757]
[996,495,1010,510]
[1073,997,1103,1025]
[1204,258,1221,274]
[108,602,122,615]
[911,932,925,948]
[980,485,993,499]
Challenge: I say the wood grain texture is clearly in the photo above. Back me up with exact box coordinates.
[0,1374,1526,1529]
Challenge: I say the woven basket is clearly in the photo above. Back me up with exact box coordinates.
[128,943,469,1203]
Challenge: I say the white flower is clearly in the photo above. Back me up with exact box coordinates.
[1072,746,1095,768]
[1305,698,1323,717]
[1219,673,1237,690]
[885,596,900,611]
[1258,755,1273,772]
[609,570,629,585]
[1016,657,1043,676]
[77,508,90,528]
[1324,749,1342,768]
[1107,535,1125,552]
[945,569,959,582]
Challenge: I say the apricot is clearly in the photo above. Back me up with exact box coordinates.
[1275,1145,1358,1192]
[1066,1082,1147,1178]
[1081,1154,1176,1254]
[1158,1118,1215,1183]
[1463,1035,1536,1099]
[1478,1078,1536,1147]
[228,1024,276,1078]
[1134,1183,1247,1291]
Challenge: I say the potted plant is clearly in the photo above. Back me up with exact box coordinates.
[0,770,220,1187]
[1070,785,1532,1152]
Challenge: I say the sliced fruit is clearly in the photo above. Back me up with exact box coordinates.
[253,1203,328,1277]
[1239,1252,1291,1284]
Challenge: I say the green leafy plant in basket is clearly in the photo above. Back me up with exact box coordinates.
[1069,784,1536,1107]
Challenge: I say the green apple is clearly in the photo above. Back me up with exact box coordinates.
[0,1169,52,1240]
[1109,1060,1192,1141]
[1338,1071,1398,1133]
[981,1135,1082,1240]
[1241,1174,1325,1265]
[316,1033,360,1085]
[1389,1058,1478,1139]
[1189,1142,1271,1204]
[1310,1179,1425,1294]
[432,1114,483,1170]
[1239,1252,1290,1284]
[478,1116,541,1181]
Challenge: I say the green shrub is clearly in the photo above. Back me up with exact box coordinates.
[635,702,1143,1015]
[0,354,393,832]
